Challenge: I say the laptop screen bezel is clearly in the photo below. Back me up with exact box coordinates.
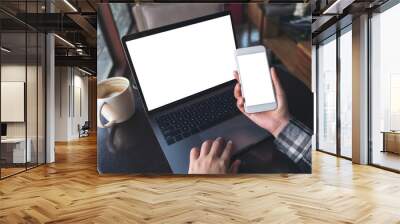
[121,11,237,114]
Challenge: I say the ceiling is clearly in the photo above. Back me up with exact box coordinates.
[311,0,390,43]
[1,32,45,64]
[0,0,99,75]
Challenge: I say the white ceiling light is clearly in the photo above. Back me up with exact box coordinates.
[63,0,78,12]
[54,34,75,48]
[1,47,11,53]
[76,48,85,55]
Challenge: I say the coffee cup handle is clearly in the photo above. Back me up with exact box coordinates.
[97,102,115,128]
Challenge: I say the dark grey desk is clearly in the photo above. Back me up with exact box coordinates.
[97,90,301,174]
[97,64,314,174]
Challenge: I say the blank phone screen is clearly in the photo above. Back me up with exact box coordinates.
[237,52,275,106]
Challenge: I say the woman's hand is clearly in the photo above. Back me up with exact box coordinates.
[233,67,291,138]
[188,137,241,174]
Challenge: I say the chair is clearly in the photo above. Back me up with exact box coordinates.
[132,3,225,32]
[79,121,90,138]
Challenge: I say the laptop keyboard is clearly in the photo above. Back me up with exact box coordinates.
[155,90,240,145]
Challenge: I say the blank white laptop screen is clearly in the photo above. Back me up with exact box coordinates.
[125,15,237,111]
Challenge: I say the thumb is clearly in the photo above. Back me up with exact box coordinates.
[230,160,241,174]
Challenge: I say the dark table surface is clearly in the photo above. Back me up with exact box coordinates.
[97,67,311,174]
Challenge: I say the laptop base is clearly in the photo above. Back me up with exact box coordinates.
[150,114,269,174]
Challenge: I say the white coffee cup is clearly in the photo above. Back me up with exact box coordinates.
[97,77,135,128]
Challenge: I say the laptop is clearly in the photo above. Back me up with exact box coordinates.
[122,12,268,174]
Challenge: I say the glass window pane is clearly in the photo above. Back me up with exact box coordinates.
[1,31,28,177]
[97,22,113,81]
[371,4,400,171]
[27,31,38,169]
[110,3,133,38]
[26,0,41,169]
[340,29,352,158]
[38,32,45,165]
[1,1,46,179]
[318,37,337,154]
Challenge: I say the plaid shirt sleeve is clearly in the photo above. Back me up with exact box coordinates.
[274,118,312,172]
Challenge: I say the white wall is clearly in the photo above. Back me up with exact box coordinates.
[1,65,40,137]
[1,63,46,164]
[54,67,89,141]
[72,73,89,138]
[55,67,69,141]
[1,65,26,138]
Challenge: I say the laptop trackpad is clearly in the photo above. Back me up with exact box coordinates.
[198,115,269,154]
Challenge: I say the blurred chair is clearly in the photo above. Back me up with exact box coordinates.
[79,121,90,138]
[263,4,296,16]
[132,3,225,31]
[248,4,311,90]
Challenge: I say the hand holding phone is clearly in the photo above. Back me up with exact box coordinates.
[233,46,291,137]
[235,45,276,113]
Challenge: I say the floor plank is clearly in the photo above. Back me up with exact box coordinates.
[1,135,399,223]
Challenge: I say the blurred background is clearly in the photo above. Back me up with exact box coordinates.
[98,3,312,90]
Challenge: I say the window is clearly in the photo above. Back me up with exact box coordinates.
[317,36,337,154]
[97,23,113,81]
[110,3,133,38]
[0,1,47,179]
[339,27,352,158]
[317,25,353,158]
[370,3,400,171]
[390,74,400,130]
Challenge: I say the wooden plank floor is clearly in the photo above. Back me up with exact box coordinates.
[1,135,400,223]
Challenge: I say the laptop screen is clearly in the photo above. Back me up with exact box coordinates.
[125,14,237,111]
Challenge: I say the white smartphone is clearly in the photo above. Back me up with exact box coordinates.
[235,45,277,113]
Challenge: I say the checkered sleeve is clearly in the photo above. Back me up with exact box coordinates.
[274,118,312,172]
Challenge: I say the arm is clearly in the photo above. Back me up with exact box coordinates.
[188,68,311,174]
[233,68,311,172]
[274,118,312,172]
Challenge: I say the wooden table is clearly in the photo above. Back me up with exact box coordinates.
[97,69,314,174]
[381,131,400,154]
[1,138,32,166]
[97,89,301,174]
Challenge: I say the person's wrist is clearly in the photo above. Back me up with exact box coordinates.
[270,116,290,138]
